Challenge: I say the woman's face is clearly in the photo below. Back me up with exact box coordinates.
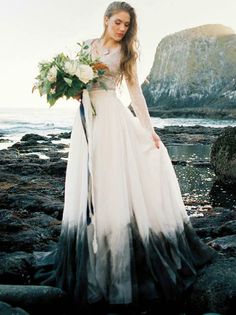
[105,11,130,42]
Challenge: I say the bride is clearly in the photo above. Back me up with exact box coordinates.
[33,1,216,314]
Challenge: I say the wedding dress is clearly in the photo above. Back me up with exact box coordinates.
[33,38,216,308]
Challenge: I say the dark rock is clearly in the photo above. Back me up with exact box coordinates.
[155,125,223,145]
[0,226,58,252]
[0,251,34,284]
[21,134,49,142]
[190,207,236,230]
[42,159,67,176]
[210,126,236,186]
[0,209,29,232]
[187,256,236,314]
[0,148,20,160]
[4,162,44,175]
[0,285,69,315]
[57,132,71,139]
[0,301,30,315]
[208,235,236,256]
[192,161,212,168]
[172,160,187,166]
[0,193,63,213]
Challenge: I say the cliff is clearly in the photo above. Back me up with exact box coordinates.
[142,24,236,118]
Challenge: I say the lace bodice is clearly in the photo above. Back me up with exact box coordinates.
[84,38,154,135]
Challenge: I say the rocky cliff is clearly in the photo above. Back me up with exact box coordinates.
[143,24,236,118]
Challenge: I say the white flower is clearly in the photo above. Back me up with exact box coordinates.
[47,66,57,83]
[50,87,56,94]
[64,60,78,76]
[75,67,81,78]
[76,64,94,84]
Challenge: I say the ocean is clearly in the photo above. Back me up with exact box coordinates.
[1,106,236,151]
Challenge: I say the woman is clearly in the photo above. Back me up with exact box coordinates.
[33,1,216,314]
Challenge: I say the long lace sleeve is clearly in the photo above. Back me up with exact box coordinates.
[125,61,154,135]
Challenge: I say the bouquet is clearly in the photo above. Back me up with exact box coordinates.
[32,41,110,115]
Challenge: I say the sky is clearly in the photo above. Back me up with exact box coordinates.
[1,0,236,109]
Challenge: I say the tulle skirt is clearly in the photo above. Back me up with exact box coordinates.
[33,89,215,308]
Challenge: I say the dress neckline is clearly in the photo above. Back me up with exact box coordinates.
[91,38,121,56]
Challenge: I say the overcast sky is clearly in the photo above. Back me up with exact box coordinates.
[1,0,236,109]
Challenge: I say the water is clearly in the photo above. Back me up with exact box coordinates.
[152,117,236,128]
[0,106,78,150]
[1,107,236,150]
[167,144,236,209]
[168,144,215,203]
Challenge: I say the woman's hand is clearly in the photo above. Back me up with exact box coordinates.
[152,131,161,149]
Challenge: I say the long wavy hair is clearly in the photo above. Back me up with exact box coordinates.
[100,1,140,85]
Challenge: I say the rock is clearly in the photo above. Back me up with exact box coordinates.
[4,162,44,175]
[0,211,61,252]
[0,209,61,253]
[190,207,236,240]
[8,133,68,156]
[211,220,236,237]
[48,131,71,140]
[208,235,236,256]
[0,193,63,213]
[0,148,20,161]
[0,252,34,284]
[190,207,236,230]
[210,126,236,187]
[0,209,28,232]
[187,256,236,314]
[154,125,223,145]
[0,285,69,315]
[42,159,67,176]
[0,301,30,315]
[0,227,56,252]
[142,24,236,118]
[21,134,49,142]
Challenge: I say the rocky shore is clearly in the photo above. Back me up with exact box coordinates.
[0,125,235,314]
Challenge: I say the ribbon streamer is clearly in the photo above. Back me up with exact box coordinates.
[79,89,97,254]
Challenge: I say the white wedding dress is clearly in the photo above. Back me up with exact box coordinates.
[33,38,215,308]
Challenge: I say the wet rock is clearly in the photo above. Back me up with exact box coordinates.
[208,235,236,256]
[0,193,63,213]
[187,256,236,314]
[21,134,49,142]
[155,125,223,145]
[0,285,69,315]
[210,126,236,187]
[0,211,61,253]
[48,131,71,140]
[211,220,236,237]
[0,301,30,315]
[0,209,28,232]
[0,251,34,284]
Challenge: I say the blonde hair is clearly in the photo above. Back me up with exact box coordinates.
[100,1,140,85]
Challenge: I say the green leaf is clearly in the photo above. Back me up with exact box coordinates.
[47,94,57,106]
[64,77,73,87]
[98,69,106,76]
